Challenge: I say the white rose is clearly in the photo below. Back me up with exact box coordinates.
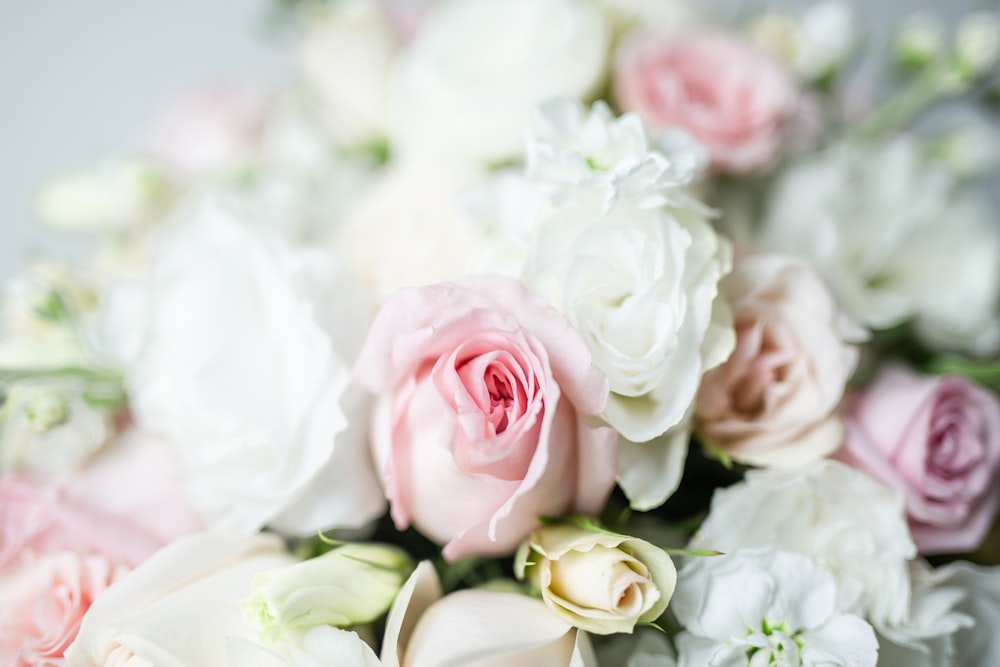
[694,253,866,467]
[382,562,597,667]
[335,159,497,302]
[65,531,297,666]
[525,200,733,445]
[514,522,677,635]
[227,627,381,667]
[672,548,878,667]
[390,0,609,163]
[128,195,385,535]
[759,137,1000,355]
[690,460,917,629]
[300,0,398,148]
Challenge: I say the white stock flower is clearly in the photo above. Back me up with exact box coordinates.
[690,460,917,629]
[128,195,384,535]
[759,137,1000,355]
[526,97,709,214]
[671,548,878,667]
[390,0,609,163]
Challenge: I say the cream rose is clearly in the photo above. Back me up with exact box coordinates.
[515,522,676,635]
[390,0,609,163]
[381,561,597,666]
[695,253,865,467]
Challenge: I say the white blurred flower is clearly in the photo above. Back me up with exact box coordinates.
[933,561,1000,665]
[596,0,703,36]
[672,548,878,667]
[690,460,917,630]
[390,0,609,163]
[750,1,858,81]
[36,160,164,232]
[876,560,973,667]
[128,195,384,535]
[335,159,496,301]
[300,0,398,148]
[759,137,1000,355]
[0,378,113,473]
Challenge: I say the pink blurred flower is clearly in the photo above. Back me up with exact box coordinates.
[613,31,799,173]
[839,365,1000,554]
[143,83,273,176]
[354,276,617,561]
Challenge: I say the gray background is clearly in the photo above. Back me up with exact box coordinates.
[0,0,985,282]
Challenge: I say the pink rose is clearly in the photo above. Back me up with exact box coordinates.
[694,254,865,467]
[0,551,126,667]
[613,32,799,173]
[839,365,1000,554]
[355,277,617,561]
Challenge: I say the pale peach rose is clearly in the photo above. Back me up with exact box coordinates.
[354,277,617,560]
[695,254,865,467]
[381,561,597,666]
[0,551,126,667]
[614,32,799,173]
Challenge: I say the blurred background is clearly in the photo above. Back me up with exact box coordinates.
[0,0,989,281]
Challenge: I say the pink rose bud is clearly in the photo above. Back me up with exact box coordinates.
[613,31,800,173]
[354,276,617,561]
[839,365,1000,554]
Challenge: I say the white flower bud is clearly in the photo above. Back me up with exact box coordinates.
[514,521,676,635]
[244,543,413,642]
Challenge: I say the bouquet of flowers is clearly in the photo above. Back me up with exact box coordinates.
[4,0,1000,665]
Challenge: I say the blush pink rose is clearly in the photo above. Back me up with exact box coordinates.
[839,365,1000,554]
[0,551,126,667]
[354,276,617,561]
[694,254,865,467]
[613,31,800,173]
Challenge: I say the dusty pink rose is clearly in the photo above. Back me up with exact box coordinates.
[839,365,1000,554]
[143,83,273,175]
[355,276,617,561]
[0,551,126,667]
[613,31,799,173]
[695,254,865,467]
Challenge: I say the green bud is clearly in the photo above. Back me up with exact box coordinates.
[244,543,413,642]
[22,387,70,433]
[954,12,1000,80]
[894,13,945,69]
